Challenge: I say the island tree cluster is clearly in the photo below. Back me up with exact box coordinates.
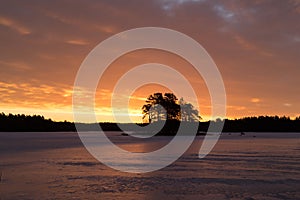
[141,93,200,123]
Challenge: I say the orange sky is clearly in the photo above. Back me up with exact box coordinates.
[0,0,299,122]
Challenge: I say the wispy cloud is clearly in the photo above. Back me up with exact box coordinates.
[213,4,235,22]
[42,10,78,27]
[66,39,89,45]
[227,105,246,111]
[0,60,32,71]
[43,8,118,34]
[0,16,31,35]
[289,0,300,13]
[251,98,261,103]
[0,81,73,109]
[96,25,117,34]
[234,35,273,57]
[160,0,207,11]
[129,95,147,101]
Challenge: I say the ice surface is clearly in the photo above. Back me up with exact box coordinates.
[0,132,299,199]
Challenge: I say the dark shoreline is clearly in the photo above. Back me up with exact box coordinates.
[1,113,300,133]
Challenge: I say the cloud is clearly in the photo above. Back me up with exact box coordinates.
[66,39,89,45]
[40,4,119,34]
[160,0,207,11]
[130,95,147,101]
[289,0,300,13]
[96,25,117,34]
[233,35,273,57]
[0,60,32,71]
[227,105,246,111]
[43,9,78,26]
[292,36,300,42]
[0,16,31,35]
[213,4,235,22]
[233,34,273,57]
[251,98,260,103]
[0,81,73,109]
[234,35,256,51]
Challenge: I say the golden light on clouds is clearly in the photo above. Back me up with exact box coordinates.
[251,98,261,103]
[0,1,299,122]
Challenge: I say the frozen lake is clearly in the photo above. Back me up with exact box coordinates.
[0,132,299,199]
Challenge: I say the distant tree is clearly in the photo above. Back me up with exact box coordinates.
[163,93,180,120]
[179,98,201,122]
[142,93,200,123]
[142,93,165,122]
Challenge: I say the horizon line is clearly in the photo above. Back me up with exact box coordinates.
[1,112,299,124]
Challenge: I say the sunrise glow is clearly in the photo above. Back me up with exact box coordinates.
[0,1,299,122]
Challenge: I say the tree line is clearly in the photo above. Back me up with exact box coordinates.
[0,112,300,133]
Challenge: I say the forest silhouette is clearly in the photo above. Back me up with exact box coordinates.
[1,112,300,133]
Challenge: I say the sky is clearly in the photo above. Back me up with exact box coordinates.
[0,0,299,122]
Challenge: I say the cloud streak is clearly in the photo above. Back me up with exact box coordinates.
[66,39,89,45]
[0,16,31,35]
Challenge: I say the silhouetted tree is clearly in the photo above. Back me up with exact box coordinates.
[179,98,201,122]
[142,93,199,123]
[163,93,180,120]
[142,93,165,122]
